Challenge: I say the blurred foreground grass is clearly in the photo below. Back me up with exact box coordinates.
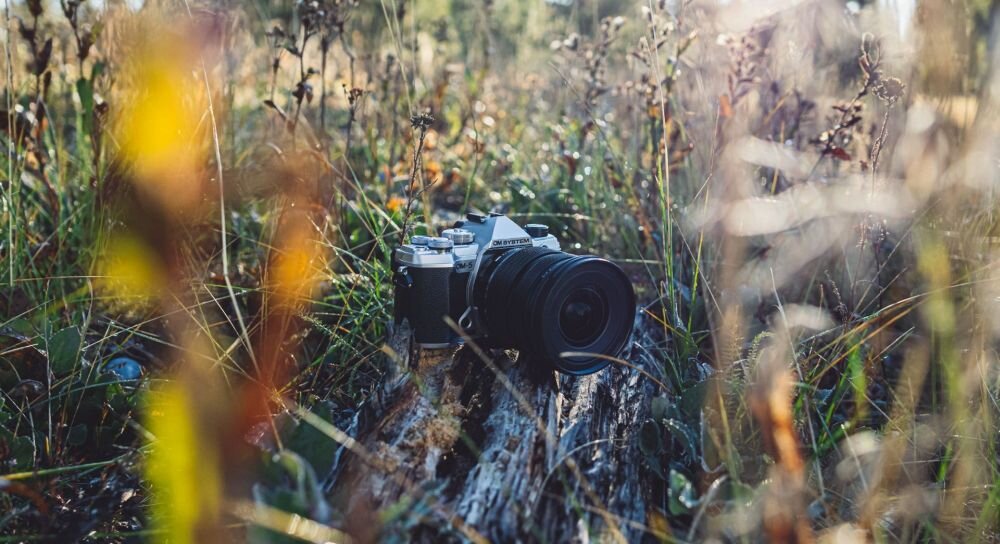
[0,0,998,541]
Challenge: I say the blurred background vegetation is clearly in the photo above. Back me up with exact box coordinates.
[0,0,997,541]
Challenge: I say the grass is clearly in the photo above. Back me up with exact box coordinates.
[0,0,998,541]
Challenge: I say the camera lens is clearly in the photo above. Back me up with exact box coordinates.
[559,287,607,345]
[474,247,635,375]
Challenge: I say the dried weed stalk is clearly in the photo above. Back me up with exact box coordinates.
[398,112,435,245]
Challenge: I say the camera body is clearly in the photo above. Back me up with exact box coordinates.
[393,212,635,375]
[393,212,559,346]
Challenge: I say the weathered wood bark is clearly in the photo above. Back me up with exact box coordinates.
[330,313,660,542]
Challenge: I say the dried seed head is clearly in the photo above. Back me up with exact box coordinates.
[345,86,363,106]
[874,77,905,104]
[410,112,434,130]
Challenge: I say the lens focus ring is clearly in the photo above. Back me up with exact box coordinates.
[479,247,558,346]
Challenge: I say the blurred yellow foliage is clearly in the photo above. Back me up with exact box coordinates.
[274,245,312,294]
[97,234,165,300]
[116,38,204,212]
[146,383,221,544]
[273,221,325,303]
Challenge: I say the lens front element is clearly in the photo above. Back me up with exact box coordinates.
[559,287,608,346]
[476,247,635,375]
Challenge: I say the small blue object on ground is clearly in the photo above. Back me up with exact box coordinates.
[104,357,142,381]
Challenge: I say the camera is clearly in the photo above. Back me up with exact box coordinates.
[393,212,635,375]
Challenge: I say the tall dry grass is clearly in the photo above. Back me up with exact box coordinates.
[0,0,996,541]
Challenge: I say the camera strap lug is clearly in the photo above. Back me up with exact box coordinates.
[457,306,479,336]
[393,266,413,289]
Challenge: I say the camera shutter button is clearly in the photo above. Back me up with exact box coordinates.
[427,237,454,250]
[410,235,431,246]
[442,228,475,245]
[525,224,549,238]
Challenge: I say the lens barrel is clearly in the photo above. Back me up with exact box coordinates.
[474,247,635,375]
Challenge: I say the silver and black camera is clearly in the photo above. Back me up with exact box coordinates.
[393,212,635,375]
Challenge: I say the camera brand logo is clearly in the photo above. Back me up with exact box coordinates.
[490,237,531,248]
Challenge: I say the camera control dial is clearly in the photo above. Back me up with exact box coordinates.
[442,228,475,245]
[427,237,454,250]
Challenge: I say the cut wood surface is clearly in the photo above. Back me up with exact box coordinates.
[330,313,661,542]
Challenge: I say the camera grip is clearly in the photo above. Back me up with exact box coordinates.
[406,267,452,346]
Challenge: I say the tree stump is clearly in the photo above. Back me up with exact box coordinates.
[331,312,660,542]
